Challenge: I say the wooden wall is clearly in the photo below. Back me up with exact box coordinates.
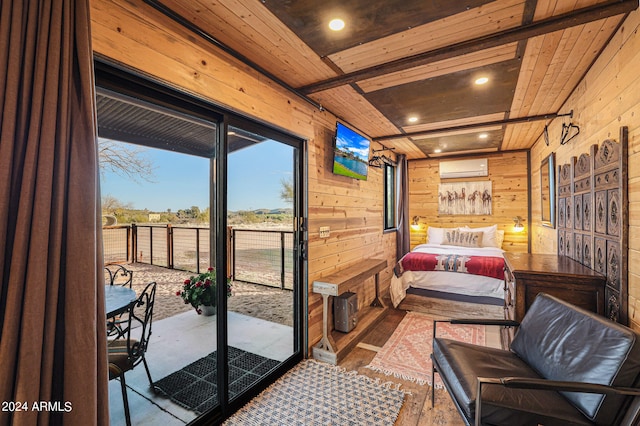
[90,0,397,352]
[530,10,640,331]
[89,0,640,341]
[408,151,530,253]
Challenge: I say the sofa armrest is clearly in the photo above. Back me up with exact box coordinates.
[474,376,640,426]
[499,377,640,396]
[433,319,519,337]
[449,319,520,327]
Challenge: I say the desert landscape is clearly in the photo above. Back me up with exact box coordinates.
[120,262,293,326]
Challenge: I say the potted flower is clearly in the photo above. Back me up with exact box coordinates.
[177,267,232,315]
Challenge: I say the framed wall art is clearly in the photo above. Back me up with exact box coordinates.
[438,181,492,215]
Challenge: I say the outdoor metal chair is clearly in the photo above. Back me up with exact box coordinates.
[105,264,134,338]
[104,264,133,288]
[108,281,156,426]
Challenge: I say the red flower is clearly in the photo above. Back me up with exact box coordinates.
[179,267,231,315]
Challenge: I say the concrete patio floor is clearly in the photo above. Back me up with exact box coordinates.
[108,310,294,425]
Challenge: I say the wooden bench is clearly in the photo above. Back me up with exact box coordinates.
[312,258,387,364]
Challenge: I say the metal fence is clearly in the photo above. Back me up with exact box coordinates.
[103,225,131,264]
[172,226,211,273]
[232,229,294,290]
[102,224,293,289]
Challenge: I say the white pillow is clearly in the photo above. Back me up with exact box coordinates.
[463,224,498,248]
[443,229,484,248]
[427,226,458,245]
[496,230,505,248]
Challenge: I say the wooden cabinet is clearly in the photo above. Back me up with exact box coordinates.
[503,253,606,346]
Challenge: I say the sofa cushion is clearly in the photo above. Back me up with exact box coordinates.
[511,293,640,423]
[433,338,591,425]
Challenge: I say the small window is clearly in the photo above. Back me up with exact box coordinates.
[384,163,396,230]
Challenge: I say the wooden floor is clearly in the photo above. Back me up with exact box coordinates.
[338,295,503,426]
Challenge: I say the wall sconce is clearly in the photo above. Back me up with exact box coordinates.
[513,216,525,232]
[411,216,423,230]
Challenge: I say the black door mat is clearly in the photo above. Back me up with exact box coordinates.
[152,346,280,415]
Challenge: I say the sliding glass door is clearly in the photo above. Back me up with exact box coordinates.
[222,124,303,403]
[96,61,305,425]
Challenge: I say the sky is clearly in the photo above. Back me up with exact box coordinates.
[100,140,293,212]
[335,123,370,161]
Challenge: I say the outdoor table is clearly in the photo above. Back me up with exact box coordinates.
[105,285,137,318]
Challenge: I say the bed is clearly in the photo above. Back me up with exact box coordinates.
[390,225,506,308]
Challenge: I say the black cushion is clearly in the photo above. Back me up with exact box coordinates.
[433,338,592,425]
[511,293,640,423]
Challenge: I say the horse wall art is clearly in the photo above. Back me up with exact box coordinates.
[438,181,492,215]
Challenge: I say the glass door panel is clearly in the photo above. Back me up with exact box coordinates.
[224,125,299,401]
[96,88,220,424]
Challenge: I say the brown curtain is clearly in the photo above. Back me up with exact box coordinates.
[0,1,108,425]
[395,154,410,260]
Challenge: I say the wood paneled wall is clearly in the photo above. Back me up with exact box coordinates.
[89,0,640,341]
[90,0,397,352]
[530,10,640,331]
[408,151,530,253]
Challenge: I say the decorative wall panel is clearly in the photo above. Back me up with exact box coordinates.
[583,193,591,232]
[558,198,566,228]
[557,127,628,324]
[583,236,592,269]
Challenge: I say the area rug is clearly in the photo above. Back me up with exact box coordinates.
[224,360,406,425]
[366,312,485,388]
[153,346,280,415]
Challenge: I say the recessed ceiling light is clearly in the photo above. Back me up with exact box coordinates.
[408,116,418,123]
[434,149,442,153]
[328,19,345,31]
[475,77,489,85]
[479,133,488,139]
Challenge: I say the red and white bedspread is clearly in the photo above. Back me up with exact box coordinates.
[390,244,505,308]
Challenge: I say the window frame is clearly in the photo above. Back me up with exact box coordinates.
[383,162,396,231]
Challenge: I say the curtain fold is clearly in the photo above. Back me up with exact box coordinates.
[0,0,108,424]
[395,154,410,260]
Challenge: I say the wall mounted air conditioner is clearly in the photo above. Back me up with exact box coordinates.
[439,158,488,179]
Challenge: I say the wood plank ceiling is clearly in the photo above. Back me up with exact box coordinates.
[147,0,637,159]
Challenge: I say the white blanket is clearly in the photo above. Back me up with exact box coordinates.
[390,244,505,308]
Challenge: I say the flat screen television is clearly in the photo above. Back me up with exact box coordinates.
[332,122,371,180]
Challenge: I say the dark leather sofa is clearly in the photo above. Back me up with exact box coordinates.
[431,293,640,425]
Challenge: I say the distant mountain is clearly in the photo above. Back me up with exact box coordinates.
[229,208,293,215]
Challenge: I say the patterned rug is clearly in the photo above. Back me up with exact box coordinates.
[224,360,406,425]
[366,312,485,387]
[153,347,280,415]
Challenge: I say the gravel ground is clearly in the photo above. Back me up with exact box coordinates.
[112,263,293,326]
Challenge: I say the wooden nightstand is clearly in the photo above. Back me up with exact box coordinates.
[502,252,606,347]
